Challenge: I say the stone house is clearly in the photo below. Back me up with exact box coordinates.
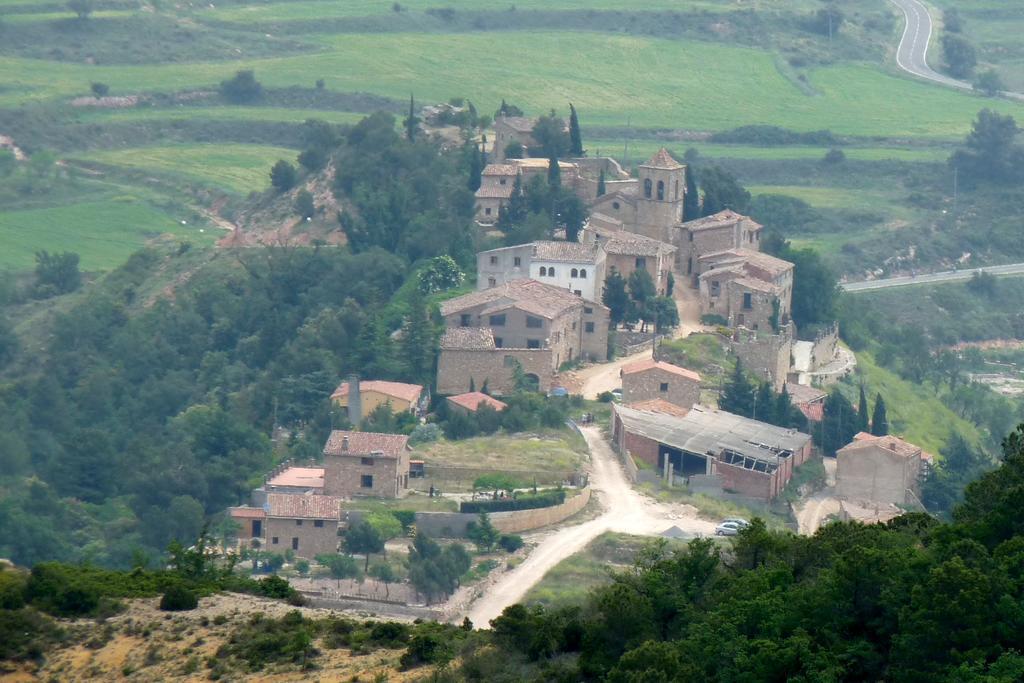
[476,240,606,301]
[785,382,827,423]
[474,163,518,223]
[583,224,677,296]
[264,493,343,559]
[323,430,411,499]
[621,359,702,411]
[611,403,812,500]
[446,391,508,415]
[589,148,687,244]
[330,379,425,420]
[436,280,610,394]
[697,249,794,331]
[678,210,763,284]
[836,432,931,506]
[493,116,541,161]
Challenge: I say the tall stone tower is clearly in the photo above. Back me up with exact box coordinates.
[634,148,685,243]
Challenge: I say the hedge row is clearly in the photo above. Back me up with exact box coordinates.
[459,490,566,514]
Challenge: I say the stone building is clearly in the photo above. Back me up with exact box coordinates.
[323,430,411,499]
[726,327,794,392]
[678,210,763,284]
[474,163,517,223]
[263,493,343,559]
[836,432,930,506]
[436,280,610,395]
[582,224,677,296]
[492,116,541,161]
[621,359,702,411]
[330,379,425,420]
[697,249,794,331]
[477,240,606,301]
[589,148,687,244]
[611,403,812,500]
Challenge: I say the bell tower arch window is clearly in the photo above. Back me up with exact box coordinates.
[643,178,652,198]
[656,180,665,200]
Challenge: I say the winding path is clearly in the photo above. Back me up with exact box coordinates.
[462,425,715,628]
[841,262,1024,292]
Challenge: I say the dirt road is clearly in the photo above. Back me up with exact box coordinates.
[794,458,840,535]
[462,425,715,627]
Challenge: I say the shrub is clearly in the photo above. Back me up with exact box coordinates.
[597,391,614,403]
[255,574,294,599]
[159,585,198,612]
[409,423,441,446]
[709,125,838,147]
[460,490,566,514]
[823,148,846,164]
[294,190,315,219]
[90,82,109,97]
[0,569,27,609]
[701,314,728,326]
[392,510,416,532]
[270,160,297,192]
[220,70,263,104]
[400,625,457,669]
[499,534,524,553]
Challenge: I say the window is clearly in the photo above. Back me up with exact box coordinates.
[485,207,492,215]
[657,180,665,200]
[503,355,516,367]
[580,268,587,278]
[272,537,279,545]
[460,313,471,327]
[499,178,507,185]
[488,277,496,287]
[660,382,669,392]
[513,256,521,267]
[675,180,680,200]
[296,519,303,526]
[572,321,577,330]
[643,178,652,198]
[490,255,498,265]
[571,268,578,278]
[292,537,299,551]
[737,314,745,326]
[585,322,595,333]
[314,520,324,528]
[549,267,556,277]
[494,337,503,348]
[539,266,547,277]
[612,201,620,210]
[743,292,753,310]
[635,257,647,269]
[526,315,543,328]
[527,339,540,349]
[489,314,506,326]
[711,281,720,296]
[688,231,694,242]
[574,290,582,297]
[361,474,374,488]
[252,520,262,537]
[584,306,593,314]
[686,257,692,275]
[361,456,374,466]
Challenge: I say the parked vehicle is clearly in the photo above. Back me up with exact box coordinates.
[722,518,750,529]
[715,521,741,536]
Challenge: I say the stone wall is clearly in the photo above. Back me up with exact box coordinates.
[436,347,554,395]
[728,327,793,392]
[713,459,778,500]
[836,446,921,505]
[622,367,701,410]
[580,303,611,361]
[265,518,340,559]
[323,452,409,499]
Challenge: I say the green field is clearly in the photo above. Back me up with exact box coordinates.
[0,32,1018,136]
[587,140,950,165]
[71,106,368,126]
[0,198,211,270]
[76,144,296,194]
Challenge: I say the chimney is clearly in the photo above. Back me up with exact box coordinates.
[342,435,349,452]
[347,373,362,426]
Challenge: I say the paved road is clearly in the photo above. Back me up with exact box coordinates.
[462,425,715,628]
[889,0,1024,100]
[841,262,1024,292]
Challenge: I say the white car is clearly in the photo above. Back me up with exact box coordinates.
[722,518,750,529]
[715,521,742,536]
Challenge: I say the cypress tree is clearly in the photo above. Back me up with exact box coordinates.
[821,389,858,456]
[871,394,889,436]
[683,166,700,220]
[467,143,482,191]
[719,359,755,418]
[498,174,527,229]
[597,169,606,197]
[401,289,435,385]
[547,155,561,187]
[568,103,584,156]
[404,94,419,141]
[754,382,774,422]
[775,384,792,427]
[857,385,870,433]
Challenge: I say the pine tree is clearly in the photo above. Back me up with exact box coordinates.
[568,103,584,157]
[401,290,435,385]
[683,166,700,220]
[547,155,561,187]
[775,384,792,427]
[404,94,419,141]
[467,143,482,191]
[597,169,606,197]
[720,359,755,418]
[857,385,870,433]
[871,394,889,436]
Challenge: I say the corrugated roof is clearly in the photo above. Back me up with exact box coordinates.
[323,430,409,458]
[614,403,810,465]
[440,327,496,350]
[641,147,684,170]
[622,359,701,382]
[331,380,423,404]
[266,493,343,520]
[268,466,325,489]
[448,392,508,412]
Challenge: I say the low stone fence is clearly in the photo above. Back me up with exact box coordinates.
[616,330,665,356]
[412,465,583,491]
[348,486,591,538]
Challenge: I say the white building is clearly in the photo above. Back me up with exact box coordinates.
[476,240,606,302]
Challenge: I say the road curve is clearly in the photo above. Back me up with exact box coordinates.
[841,262,1024,293]
[889,0,1024,100]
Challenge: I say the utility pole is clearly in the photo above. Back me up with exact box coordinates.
[953,165,959,213]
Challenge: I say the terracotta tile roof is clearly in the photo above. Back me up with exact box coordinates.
[785,383,827,406]
[440,279,584,320]
[266,493,343,520]
[682,209,762,232]
[641,147,684,170]
[229,506,266,520]
[842,432,923,459]
[448,392,508,412]
[531,240,600,263]
[598,231,676,258]
[267,466,325,489]
[699,249,793,279]
[797,402,824,422]
[440,327,496,350]
[482,163,517,176]
[496,116,536,133]
[331,380,423,404]
[323,430,410,458]
[475,185,514,199]
[626,399,690,417]
[622,358,701,382]
[732,277,782,295]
